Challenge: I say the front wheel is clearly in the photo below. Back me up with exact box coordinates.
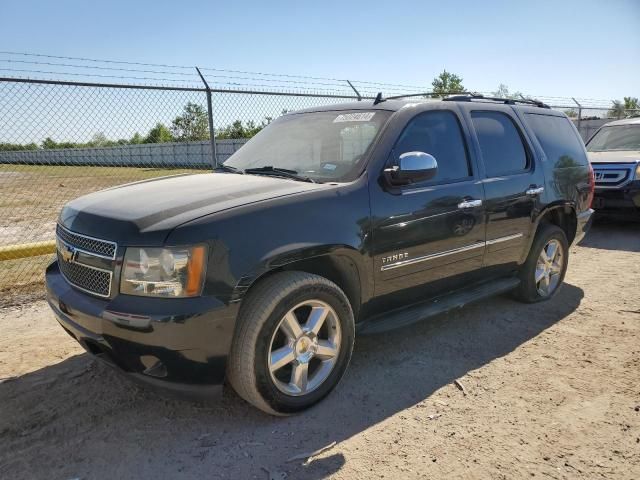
[514,223,569,303]
[227,271,355,415]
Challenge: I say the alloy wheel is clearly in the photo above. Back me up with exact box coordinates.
[268,300,342,396]
[535,239,564,297]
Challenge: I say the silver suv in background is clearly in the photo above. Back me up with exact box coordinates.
[586,118,640,221]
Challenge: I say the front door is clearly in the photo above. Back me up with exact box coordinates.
[369,108,486,310]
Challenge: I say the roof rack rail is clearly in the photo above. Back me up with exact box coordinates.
[385,91,477,100]
[377,92,550,109]
[442,93,550,109]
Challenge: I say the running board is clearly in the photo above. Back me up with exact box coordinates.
[360,277,521,335]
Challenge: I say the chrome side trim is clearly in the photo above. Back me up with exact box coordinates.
[380,242,485,271]
[486,233,524,245]
[380,233,525,271]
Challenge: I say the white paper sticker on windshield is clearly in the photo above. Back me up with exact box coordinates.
[333,112,375,123]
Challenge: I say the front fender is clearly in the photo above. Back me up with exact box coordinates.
[166,176,373,306]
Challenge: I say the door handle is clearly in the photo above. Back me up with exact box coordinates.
[458,199,483,209]
[525,186,544,196]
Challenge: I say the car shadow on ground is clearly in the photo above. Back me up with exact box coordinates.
[579,219,640,252]
[0,283,584,479]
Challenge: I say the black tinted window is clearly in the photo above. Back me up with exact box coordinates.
[526,114,588,167]
[471,111,529,176]
[394,111,470,183]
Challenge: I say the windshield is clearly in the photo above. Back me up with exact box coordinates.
[586,125,640,152]
[224,110,391,182]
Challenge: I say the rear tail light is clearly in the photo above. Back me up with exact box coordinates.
[587,163,595,207]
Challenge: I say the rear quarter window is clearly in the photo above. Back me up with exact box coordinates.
[471,111,530,177]
[525,114,588,168]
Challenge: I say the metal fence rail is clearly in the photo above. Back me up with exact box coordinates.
[0,73,637,303]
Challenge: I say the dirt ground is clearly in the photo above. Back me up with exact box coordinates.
[0,222,638,480]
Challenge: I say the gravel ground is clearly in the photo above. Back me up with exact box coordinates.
[0,222,639,480]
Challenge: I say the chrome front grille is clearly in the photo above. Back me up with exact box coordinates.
[56,224,117,259]
[56,225,117,298]
[57,251,113,297]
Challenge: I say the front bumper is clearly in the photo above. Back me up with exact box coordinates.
[593,180,640,220]
[46,261,239,397]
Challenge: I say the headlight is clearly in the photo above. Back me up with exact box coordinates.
[635,162,640,180]
[121,246,207,298]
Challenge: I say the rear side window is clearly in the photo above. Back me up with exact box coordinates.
[393,110,471,183]
[471,111,529,177]
[525,114,588,166]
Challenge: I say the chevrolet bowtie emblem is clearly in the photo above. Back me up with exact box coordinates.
[59,241,77,263]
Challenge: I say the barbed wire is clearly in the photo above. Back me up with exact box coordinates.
[0,51,433,91]
[0,51,630,107]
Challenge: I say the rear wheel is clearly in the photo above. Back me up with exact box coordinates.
[514,224,569,303]
[227,271,354,415]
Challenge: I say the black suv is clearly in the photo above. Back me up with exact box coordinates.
[46,95,594,414]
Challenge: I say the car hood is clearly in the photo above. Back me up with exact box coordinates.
[588,150,640,164]
[59,173,324,245]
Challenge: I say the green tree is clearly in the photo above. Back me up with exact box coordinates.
[130,132,143,144]
[215,117,272,139]
[492,84,523,100]
[431,70,465,97]
[609,100,626,119]
[88,132,109,147]
[624,97,638,109]
[144,123,173,144]
[0,142,38,151]
[564,109,578,118]
[42,137,58,149]
[171,103,210,141]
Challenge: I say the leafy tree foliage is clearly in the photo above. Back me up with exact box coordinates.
[609,97,639,119]
[171,102,210,141]
[216,118,272,139]
[624,97,638,110]
[431,70,465,97]
[492,84,523,100]
[0,103,278,151]
[144,123,173,144]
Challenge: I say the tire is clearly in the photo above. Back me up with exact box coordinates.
[514,223,569,303]
[227,271,355,415]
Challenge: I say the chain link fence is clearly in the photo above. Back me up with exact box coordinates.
[0,77,366,303]
[0,73,638,305]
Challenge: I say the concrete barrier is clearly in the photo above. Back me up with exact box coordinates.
[0,139,248,167]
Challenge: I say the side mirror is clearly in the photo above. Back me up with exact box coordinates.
[384,151,438,185]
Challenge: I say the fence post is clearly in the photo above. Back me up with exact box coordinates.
[346,80,362,101]
[572,97,582,134]
[195,67,218,169]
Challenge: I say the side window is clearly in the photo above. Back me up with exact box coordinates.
[394,110,471,184]
[525,114,588,167]
[471,111,529,177]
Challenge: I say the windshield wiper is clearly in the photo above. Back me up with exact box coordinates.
[214,164,244,174]
[244,166,317,183]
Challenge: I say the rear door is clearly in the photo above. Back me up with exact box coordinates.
[461,105,545,271]
[369,107,486,307]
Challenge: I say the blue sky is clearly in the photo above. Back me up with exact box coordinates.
[1,0,638,101]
